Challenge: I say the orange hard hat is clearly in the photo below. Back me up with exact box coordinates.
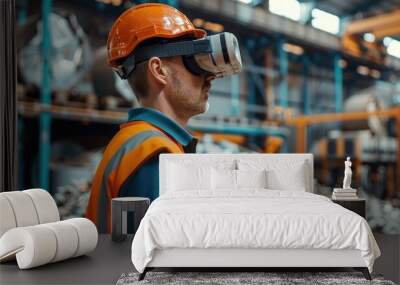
[107,3,206,67]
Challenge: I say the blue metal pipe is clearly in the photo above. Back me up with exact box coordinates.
[302,55,311,115]
[302,54,311,152]
[230,74,240,116]
[39,0,52,190]
[334,54,343,113]
[245,39,256,117]
[278,38,288,108]
[302,55,310,114]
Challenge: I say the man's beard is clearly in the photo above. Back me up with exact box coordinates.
[171,71,210,115]
[169,89,201,117]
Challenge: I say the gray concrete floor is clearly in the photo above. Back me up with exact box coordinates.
[0,234,398,285]
[373,233,400,284]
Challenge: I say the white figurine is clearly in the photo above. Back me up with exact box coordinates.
[343,157,352,189]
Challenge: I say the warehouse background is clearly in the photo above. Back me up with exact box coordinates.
[15,0,400,234]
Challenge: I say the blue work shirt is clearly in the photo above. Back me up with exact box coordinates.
[118,107,197,201]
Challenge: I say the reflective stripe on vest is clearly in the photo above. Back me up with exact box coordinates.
[86,122,184,233]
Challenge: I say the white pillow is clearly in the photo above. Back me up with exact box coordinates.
[265,166,306,191]
[236,169,267,189]
[211,168,237,190]
[211,169,267,190]
[167,163,211,191]
[238,159,308,191]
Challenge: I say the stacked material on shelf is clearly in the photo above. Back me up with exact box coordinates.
[19,13,92,92]
[52,148,102,219]
[196,134,256,154]
[332,188,358,200]
[47,142,102,219]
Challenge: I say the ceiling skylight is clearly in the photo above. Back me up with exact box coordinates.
[311,8,340,34]
[269,0,301,21]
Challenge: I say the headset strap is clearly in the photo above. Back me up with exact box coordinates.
[114,38,212,79]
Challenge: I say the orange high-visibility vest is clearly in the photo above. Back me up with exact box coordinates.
[86,121,184,233]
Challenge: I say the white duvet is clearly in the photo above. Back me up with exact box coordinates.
[131,190,380,273]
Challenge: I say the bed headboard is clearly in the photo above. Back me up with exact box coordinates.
[159,153,314,195]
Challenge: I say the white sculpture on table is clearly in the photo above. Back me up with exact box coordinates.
[343,157,352,189]
[333,157,357,199]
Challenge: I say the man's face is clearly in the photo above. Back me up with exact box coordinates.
[163,56,215,117]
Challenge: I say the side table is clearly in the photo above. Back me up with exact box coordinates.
[332,198,366,218]
[111,197,150,242]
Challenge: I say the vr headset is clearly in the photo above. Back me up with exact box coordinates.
[114,32,242,79]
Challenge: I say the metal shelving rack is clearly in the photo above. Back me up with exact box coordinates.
[24,0,400,191]
[38,0,52,190]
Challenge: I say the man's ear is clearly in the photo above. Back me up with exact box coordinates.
[147,57,168,86]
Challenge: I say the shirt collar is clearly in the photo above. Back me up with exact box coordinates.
[127,107,195,147]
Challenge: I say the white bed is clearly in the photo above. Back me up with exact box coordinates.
[131,154,380,280]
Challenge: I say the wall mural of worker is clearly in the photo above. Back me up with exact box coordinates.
[86,3,242,233]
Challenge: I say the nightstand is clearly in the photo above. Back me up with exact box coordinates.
[111,197,150,242]
[332,198,366,218]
